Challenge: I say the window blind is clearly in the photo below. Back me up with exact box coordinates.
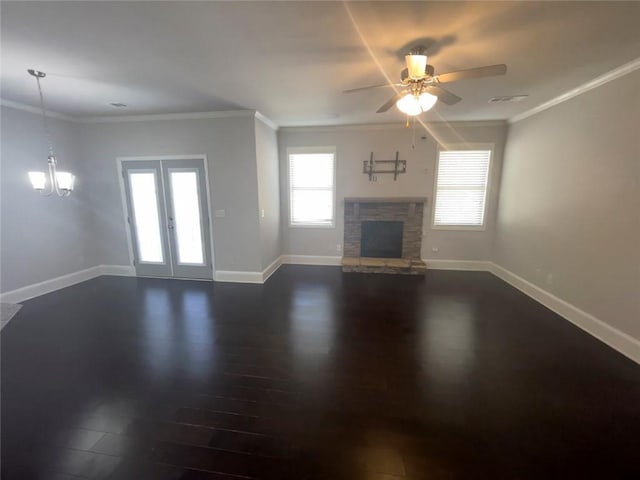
[289,151,335,225]
[433,150,491,227]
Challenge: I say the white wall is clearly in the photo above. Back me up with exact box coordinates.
[78,114,263,273]
[254,117,281,270]
[278,122,507,260]
[0,106,94,292]
[495,70,640,340]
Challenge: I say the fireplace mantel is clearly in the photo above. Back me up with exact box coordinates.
[344,197,427,204]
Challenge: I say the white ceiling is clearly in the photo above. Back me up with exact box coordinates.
[2,1,639,126]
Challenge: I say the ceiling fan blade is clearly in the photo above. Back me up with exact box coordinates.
[436,64,507,84]
[425,85,462,105]
[377,92,404,113]
[343,83,401,94]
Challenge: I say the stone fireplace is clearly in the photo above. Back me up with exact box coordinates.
[342,197,427,274]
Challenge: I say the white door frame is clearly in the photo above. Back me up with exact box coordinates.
[116,155,216,280]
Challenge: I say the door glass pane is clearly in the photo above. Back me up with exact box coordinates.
[129,171,164,263]
[170,170,204,265]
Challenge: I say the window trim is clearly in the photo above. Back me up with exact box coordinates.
[431,143,494,232]
[287,146,337,229]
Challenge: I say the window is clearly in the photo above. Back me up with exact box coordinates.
[433,149,492,229]
[288,147,336,227]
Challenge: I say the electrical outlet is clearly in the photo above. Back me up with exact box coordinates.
[214,209,226,218]
[431,247,439,252]
[546,273,553,285]
[261,209,265,218]
[337,244,342,253]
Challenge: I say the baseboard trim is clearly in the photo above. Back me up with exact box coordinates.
[100,265,136,276]
[0,264,138,303]
[215,255,342,284]
[489,262,640,365]
[418,258,639,364]
[0,266,102,303]
[261,256,283,283]
[281,255,342,266]
[425,259,492,271]
[215,270,264,284]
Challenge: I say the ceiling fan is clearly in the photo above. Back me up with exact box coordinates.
[345,46,507,115]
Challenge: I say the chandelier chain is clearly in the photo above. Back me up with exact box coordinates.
[35,75,54,157]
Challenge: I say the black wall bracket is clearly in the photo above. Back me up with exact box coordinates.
[363,152,407,181]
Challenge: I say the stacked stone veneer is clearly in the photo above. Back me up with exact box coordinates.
[343,198,426,259]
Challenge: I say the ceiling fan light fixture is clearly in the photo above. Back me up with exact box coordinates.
[354,45,505,114]
[405,53,427,79]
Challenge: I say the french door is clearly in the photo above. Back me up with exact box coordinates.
[121,158,213,279]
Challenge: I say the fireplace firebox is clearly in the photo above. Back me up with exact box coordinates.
[360,221,403,258]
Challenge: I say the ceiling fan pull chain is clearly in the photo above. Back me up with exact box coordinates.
[412,117,416,149]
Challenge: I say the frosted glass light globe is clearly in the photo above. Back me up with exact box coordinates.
[418,92,438,112]
[55,172,75,191]
[28,171,46,190]
[396,94,421,116]
[396,92,438,116]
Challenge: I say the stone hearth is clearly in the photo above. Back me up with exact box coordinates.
[342,197,427,275]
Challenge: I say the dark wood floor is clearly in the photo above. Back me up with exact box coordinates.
[2,266,639,479]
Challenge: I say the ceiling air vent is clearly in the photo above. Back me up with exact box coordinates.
[110,102,127,108]
[488,95,528,103]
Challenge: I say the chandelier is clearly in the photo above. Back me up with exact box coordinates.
[27,69,75,196]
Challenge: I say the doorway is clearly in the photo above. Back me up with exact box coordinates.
[120,157,213,280]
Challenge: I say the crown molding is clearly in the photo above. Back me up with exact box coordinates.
[509,57,640,124]
[0,98,78,122]
[80,109,257,123]
[0,98,500,132]
[278,120,507,134]
[426,120,507,129]
[254,111,279,131]
[279,122,408,133]
[0,100,281,129]
[0,100,501,131]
